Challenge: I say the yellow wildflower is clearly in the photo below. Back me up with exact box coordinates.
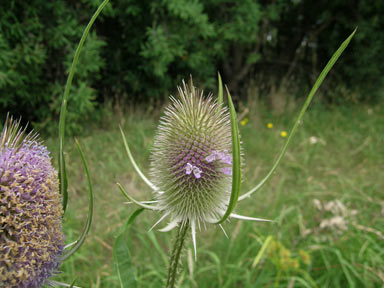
[267,122,273,129]
[240,118,248,126]
[280,131,287,138]
[299,249,311,265]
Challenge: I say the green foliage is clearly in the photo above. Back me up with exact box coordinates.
[0,1,105,134]
[46,104,384,287]
[1,0,383,132]
[274,0,384,103]
[114,209,143,288]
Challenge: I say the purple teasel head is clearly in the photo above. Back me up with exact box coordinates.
[0,116,64,288]
[149,81,235,230]
[119,80,271,259]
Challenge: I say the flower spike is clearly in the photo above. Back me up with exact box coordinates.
[149,212,171,231]
[191,220,197,260]
[230,213,272,222]
[158,219,179,232]
[219,224,229,239]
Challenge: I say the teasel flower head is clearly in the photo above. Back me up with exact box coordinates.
[0,115,64,288]
[118,79,270,259]
[149,81,235,228]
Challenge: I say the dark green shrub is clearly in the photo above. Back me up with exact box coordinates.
[0,1,105,135]
[1,0,382,133]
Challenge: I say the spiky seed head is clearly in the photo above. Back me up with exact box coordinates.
[150,81,234,227]
[0,117,64,288]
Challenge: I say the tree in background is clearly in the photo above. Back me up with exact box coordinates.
[0,1,105,134]
[1,0,383,133]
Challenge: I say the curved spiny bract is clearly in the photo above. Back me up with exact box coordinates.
[150,81,234,229]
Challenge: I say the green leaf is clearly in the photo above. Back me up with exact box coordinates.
[214,86,241,224]
[217,72,223,110]
[58,0,110,212]
[60,139,93,261]
[116,183,157,210]
[252,235,273,268]
[239,28,357,201]
[69,278,77,288]
[119,125,158,191]
[114,209,144,288]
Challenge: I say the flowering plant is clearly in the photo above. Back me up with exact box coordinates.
[115,27,355,287]
[0,1,110,287]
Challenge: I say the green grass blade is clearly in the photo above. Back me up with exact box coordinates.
[58,0,110,212]
[239,28,357,201]
[60,139,93,262]
[69,278,77,288]
[252,235,273,268]
[214,86,241,224]
[217,72,223,110]
[119,126,158,191]
[147,231,169,267]
[114,209,144,288]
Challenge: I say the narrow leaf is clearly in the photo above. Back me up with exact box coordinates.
[215,86,241,224]
[217,72,223,110]
[114,209,144,288]
[239,28,357,201]
[116,183,158,210]
[119,126,159,191]
[252,236,273,268]
[60,139,93,261]
[69,278,77,288]
[58,0,110,212]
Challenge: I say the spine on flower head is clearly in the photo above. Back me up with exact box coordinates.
[0,116,64,288]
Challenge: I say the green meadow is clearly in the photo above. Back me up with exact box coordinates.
[46,102,384,287]
[3,2,384,287]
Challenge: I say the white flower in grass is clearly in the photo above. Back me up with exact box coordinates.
[118,80,270,259]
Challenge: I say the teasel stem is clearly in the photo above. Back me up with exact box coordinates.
[166,221,189,288]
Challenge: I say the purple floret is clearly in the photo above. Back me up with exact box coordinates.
[0,141,64,287]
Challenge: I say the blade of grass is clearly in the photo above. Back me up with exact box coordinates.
[239,28,357,201]
[252,235,273,268]
[58,0,110,212]
[69,278,77,288]
[217,72,223,110]
[114,208,144,288]
[60,139,93,261]
[334,250,355,288]
[147,231,169,267]
[214,86,241,224]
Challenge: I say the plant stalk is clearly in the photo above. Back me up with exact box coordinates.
[166,222,189,288]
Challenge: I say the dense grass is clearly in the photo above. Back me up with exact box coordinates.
[46,102,383,287]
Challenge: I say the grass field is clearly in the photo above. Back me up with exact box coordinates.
[46,102,384,287]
